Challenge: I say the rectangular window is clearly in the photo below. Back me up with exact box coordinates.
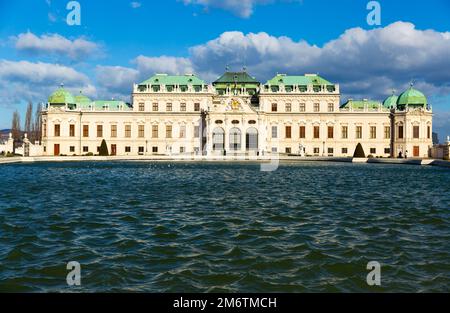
[285,147,292,154]
[384,126,390,139]
[272,103,277,112]
[138,103,145,111]
[328,148,334,154]
[138,146,144,154]
[152,125,158,138]
[43,123,47,138]
[69,146,75,153]
[125,146,131,153]
[413,125,419,139]
[285,126,292,139]
[313,147,320,154]
[194,126,200,138]
[299,103,305,112]
[166,125,172,138]
[341,126,348,139]
[179,125,186,138]
[166,103,172,112]
[370,126,376,139]
[328,126,334,139]
[111,125,117,138]
[384,148,390,154]
[328,103,334,112]
[83,146,88,153]
[398,125,404,139]
[125,125,131,138]
[180,103,186,112]
[314,103,320,112]
[194,103,200,112]
[69,124,75,137]
[299,126,306,139]
[271,147,277,153]
[285,103,291,112]
[342,148,348,154]
[97,125,103,138]
[427,126,431,139]
[356,126,362,139]
[180,146,185,154]
[152,146,158,153]
[313,126,320,139]
[54,124,60,137]
[370,148,376,154]
[271,126,278,138]
[152,103,158,111]
[83,125,89,137]
[138,125,144,138]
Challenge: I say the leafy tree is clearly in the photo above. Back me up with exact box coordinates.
[353,143,366,158]
[99,139,109,156]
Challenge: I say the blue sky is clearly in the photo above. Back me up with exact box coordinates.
[0,0,449,140]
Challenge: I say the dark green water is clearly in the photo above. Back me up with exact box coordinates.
[0,161,449,292]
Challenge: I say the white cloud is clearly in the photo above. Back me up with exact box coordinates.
[95,65,139,97]
[82,22,450,104]
[130,2,141,9]
[134,55,194,76]
[0,60,95,107]
[185,22,450,100]
[182,0,299,18]
[13,32,102,61]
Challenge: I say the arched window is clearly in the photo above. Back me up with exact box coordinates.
[229,127,241,151]
[246,127,258,151]
[212,127,225,151]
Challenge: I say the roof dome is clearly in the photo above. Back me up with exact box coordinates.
[383,94,398,109]
[397,86,427,107]
[48,85,75,104]
[74,91,91,104]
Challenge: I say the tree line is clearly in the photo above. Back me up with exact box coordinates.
[11,102,42,144]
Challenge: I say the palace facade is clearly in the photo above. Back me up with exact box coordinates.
[41,71,433,158]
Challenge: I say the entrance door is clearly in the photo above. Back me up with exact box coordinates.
[413,146,419,157]
[54,144,60,156]
[111,144,117,156]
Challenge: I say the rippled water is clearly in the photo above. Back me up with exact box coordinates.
[0,161,449,292]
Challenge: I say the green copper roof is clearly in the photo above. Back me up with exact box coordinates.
[139,74,205,86]
[74,91,92,104]
[48,87,75,104]
[213,71,260,85]
[265,74,332,86]
[397,87,427,107]
[340,99,382,110]
[94,100,130,110]
[383,94,398,109]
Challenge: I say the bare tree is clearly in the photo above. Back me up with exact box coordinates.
[11,110,21,141]
[33,104,42,143]
[25,102,33,136]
